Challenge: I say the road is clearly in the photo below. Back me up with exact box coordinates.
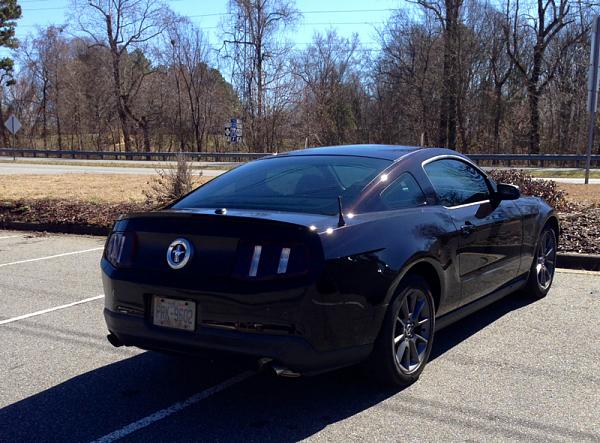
[1,158,599,183]
[0,161,228,177]
[0,230,599,442]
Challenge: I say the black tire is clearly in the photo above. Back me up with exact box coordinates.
[367,274,435,387]
[524,226,557,299]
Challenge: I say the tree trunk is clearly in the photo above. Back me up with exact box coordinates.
[528,85,541,154]
[493,85,502,153]
[106,15,131,152]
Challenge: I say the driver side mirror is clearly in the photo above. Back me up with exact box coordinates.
[495,183,520,201]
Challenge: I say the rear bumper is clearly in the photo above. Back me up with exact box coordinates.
[104,308,371,374]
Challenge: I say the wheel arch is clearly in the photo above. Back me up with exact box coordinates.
[543,215,560,246]
[385,257,444,313]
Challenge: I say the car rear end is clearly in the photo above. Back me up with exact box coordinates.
[102,209,375,374]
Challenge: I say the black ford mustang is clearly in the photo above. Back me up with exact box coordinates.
[102,145,559,386]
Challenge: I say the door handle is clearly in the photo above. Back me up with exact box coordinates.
[460,221,474,235]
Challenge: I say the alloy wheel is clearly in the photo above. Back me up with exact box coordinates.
[536,230,556,291]
[392,289,433,374]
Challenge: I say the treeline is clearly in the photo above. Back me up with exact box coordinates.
[0,0,597,154]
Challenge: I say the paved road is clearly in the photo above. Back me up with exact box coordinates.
[0,156,243,168]
[0,230,599,442]
[0,162,227,177]
[1,159,599,183]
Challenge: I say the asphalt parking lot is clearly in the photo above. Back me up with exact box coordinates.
[1,230,599,442]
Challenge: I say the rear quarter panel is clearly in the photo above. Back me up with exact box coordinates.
[515,196,557,276]
[314,206,460,346]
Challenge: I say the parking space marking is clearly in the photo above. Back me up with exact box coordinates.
[0,295,104,325]
[0,247,103,268]
[91,370,256,443]
[0,235,21,240]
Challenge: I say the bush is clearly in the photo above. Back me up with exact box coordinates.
[488,169,569,211]
[143,154,196,208]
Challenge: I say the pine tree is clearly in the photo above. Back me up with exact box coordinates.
[0,0,22,85]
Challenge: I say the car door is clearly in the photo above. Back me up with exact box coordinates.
[423,158,522,305]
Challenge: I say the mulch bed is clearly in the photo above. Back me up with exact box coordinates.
[0,198,598,254]
[557,205,600,254]
[0,199,146,234]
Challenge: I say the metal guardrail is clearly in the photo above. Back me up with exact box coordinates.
[0,148,269,162]
[468,153,600,166]
[0,148,599,166]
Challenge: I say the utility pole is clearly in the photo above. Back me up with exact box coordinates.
[585,17,600,185]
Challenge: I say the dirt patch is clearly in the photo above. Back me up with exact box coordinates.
[0,174,210,203]
[558,183,600,207]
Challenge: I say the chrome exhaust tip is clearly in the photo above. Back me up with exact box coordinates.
[271,364,301,378]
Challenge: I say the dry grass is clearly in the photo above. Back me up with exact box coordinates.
[0,174,211,204]
[559,184,600,207]
[0,174,597,208]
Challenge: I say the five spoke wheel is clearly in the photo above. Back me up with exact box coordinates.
[393,289,433,374]
[536,229,556,291]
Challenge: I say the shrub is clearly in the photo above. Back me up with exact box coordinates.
[488,169,569,211]
[143,154,196,208]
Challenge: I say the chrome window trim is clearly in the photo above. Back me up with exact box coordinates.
[421,154,493,209]
[444,200,490,210]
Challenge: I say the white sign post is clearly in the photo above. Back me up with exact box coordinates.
[4,114,21,161]
[585,17,600,184]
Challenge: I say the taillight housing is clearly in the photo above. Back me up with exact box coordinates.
[104,232,135,268]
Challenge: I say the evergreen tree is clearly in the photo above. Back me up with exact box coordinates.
[0,0,22,85]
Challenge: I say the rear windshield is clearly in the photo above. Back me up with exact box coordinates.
[172,155,391,215]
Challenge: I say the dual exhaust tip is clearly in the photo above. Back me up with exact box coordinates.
[107,335,301,378]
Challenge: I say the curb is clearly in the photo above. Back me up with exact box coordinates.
[557,253,600,272]
[0,221,109,237]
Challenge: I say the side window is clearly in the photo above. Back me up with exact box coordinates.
[424,159,490,207]
[380,173,427,210]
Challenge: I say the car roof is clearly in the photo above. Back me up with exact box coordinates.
[276,144,422,161]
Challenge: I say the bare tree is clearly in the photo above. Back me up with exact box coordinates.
[223,0,300,151]
[413,0,464,149]
[294,31,362,146]
[503,0,585,154]
[72,0,170,152]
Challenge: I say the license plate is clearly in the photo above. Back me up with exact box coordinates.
[153,296,196,331]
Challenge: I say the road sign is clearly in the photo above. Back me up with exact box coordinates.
[4,115,21,135]
[225,118,242,144]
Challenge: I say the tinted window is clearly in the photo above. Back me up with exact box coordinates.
[172,155,391,215]
[424,159,490,207]
[380,173,426,210]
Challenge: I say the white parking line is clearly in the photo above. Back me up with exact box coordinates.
[0,295,104,326]
[91,370,256,443]
[0,247,103,268]
[0,235,21,240]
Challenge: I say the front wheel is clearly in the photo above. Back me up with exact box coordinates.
[525,226,557,299]
[367,275,435,387]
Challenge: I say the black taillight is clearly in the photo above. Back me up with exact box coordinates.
[105,232,136,268]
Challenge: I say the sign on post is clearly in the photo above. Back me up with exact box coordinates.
[4,114,21,160]
[585,17,600,184]
[224,118,242,144]
[4,114,21,135]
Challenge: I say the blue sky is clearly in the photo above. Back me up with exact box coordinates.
[10,0,405,52]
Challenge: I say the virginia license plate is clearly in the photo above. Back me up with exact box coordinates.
[153,296,196,331]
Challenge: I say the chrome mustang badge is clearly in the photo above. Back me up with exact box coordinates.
[166,238,193,270]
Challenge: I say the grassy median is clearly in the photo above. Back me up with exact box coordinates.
[0,173,598,254]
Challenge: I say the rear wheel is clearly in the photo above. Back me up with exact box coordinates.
[525,226,557,299]
[367,275,435,387]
